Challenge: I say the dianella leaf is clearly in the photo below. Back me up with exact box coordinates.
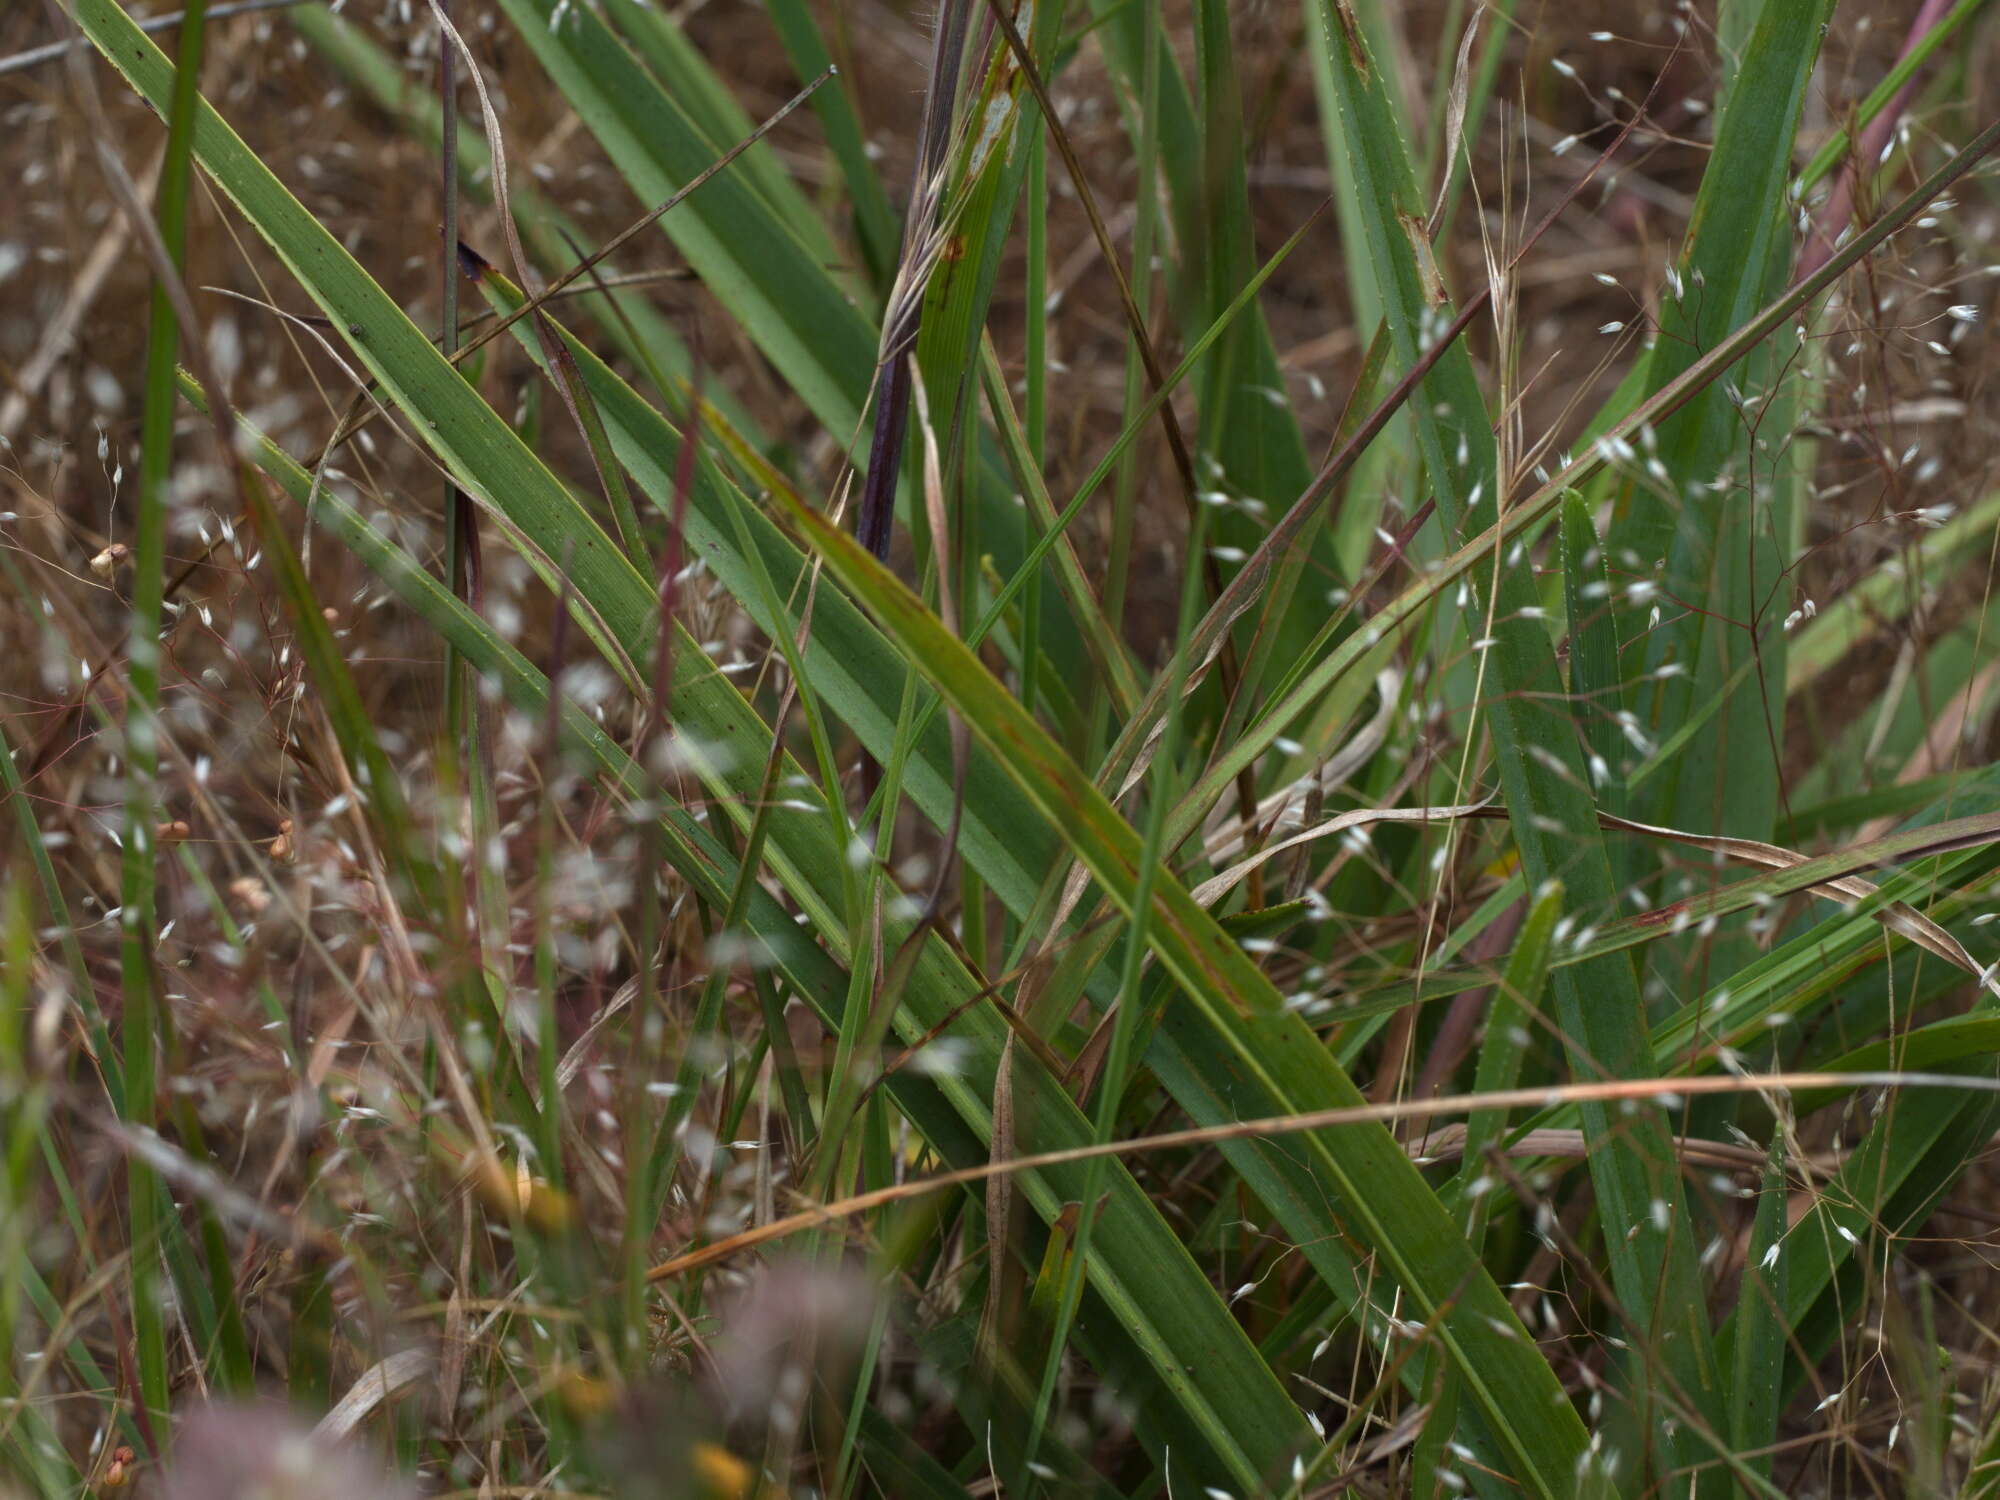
[493,0,878,443]
[765,468,1592,1495]
[1561,492,1626,818]
[1301,0,1728,1479]
[199,375,1315,1495]
[1608,0,1836,845]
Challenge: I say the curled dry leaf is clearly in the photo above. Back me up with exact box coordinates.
[1190,798,1495,908]
[1594,808,2000,1001]
[310,1350,435,1444]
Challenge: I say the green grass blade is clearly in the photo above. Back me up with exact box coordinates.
[0,716,104,1084]
[599,0,837,266]
[1561,492,1626,817]
[1792,0,1991,198]
[201,380,1318,1498]
[765,469,1591,1495]
[119,0,212,1441]
[1456,877,1563,1250]
[977,339,1141,711]
[1301,3,1727,1468]
[492,0,876,443]
[1723,1139,1790,1485]
[466,267,1060,921]
[290,1,769,447]
[69,0,658,683]
[1088,0,1338,640]
[1607,0,1835,845]
[1186,0,1329,625]
[1786,488,2000,696]
[759,0,900,285]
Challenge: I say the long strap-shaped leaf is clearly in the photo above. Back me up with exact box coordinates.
[492,0,876,444]
[287,3,767,448]
[468,228,1574,1483]
[77,2,1325,1478]
[1302,1,1727,1474]
[466,269,1062,929]
[191,375,1317,1494]
[1166,93,2000,862]
[764,479,1592,1493]
[68,0,660,654]
[1082,0,1348,663]
[467,277,1538,1472]
[1611,0,1837,844]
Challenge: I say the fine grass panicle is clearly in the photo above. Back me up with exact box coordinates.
[4,1,2000,1496]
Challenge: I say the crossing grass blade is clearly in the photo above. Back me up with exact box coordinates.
[490,0,877,444]
[70,11,1376,1467]
[192,376,1320,1495]
[66,0,654,668]
[759,0,900,286]
[763,462,1594,1494]
[597,0,840,271]
[1723,1136,1790,1488]
[464,265,1059,923]
[1785,488,2000,695]
[117,0,212,1440]
[1561,491,1627,820]
[472,215,1577,1486]
[1301,7,1728,1473]
[288,2,769,447]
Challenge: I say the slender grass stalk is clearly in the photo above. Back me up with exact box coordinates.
[113,0,210,1440]
[1100,0,1160,641]
[1021,119,1047,724]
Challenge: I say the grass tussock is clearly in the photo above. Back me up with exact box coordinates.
[4,0,2000,1496]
